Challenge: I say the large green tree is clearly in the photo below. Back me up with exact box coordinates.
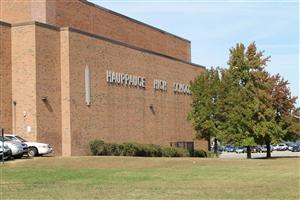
[189,42,299,159]
[220,42,266,158]
[224,42,298,158]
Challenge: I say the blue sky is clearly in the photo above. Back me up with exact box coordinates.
[90,0,299,106]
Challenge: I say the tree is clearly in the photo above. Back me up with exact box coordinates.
[219,43,264,159]
[253,73,298,157]
[220,42,299,158]
[188,67,224,154]
[190,42,299,159]
[270,74,299,139]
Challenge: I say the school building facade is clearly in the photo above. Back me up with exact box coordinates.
[0,0,206,156]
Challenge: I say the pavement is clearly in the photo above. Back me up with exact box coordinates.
[219,151,300,159]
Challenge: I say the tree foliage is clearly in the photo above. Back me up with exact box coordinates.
[188,67,224,151]
[189,42,299,158]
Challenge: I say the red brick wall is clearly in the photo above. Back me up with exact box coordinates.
[60,28,72,156]
[3,21,207,156]
[0,0,191,62]
[54,0,191,62]
[0,0,47,23]
[10,22,62,155]
[11,24,37,142]
[63,28,204,155]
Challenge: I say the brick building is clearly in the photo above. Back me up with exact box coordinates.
[0,0,206,156]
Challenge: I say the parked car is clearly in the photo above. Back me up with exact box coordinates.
[0,144,12,160]
[291,145,300,152]
[285,142,297,151]
[255,145,263,153]
[4,137,29,156]
[250,147,258,153]
[209,145,224,152]
[260,145,273,153]
[273,143,288,151]
[0,136,24,159]
[218,145,225,152]
[235,147,246,154]
[225,145,235,152]
[5,134,53,157]
[288,146,294,151]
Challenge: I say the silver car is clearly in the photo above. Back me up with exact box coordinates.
[0,144,12,160]
[0,136,25,159]
[235,147,246,153]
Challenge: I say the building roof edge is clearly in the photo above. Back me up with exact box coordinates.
[0,21,11,27]
[62,26,205,69]
[10,21,205,69]
[78,0,191,44]
[12,21,60,31]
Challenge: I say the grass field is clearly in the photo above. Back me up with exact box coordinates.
[1,156,300,199]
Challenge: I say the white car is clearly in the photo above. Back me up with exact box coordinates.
[273,143,288,151]
[5,135,53,157]
[235,147,246,153]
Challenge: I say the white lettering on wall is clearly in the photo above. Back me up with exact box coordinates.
[173,82,191,95]
[153,79,167,91]
[106,70,191,95]
[106,70,146,88]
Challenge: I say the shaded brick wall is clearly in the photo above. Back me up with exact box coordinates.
[35,24,62,155]
[0,22,12,132]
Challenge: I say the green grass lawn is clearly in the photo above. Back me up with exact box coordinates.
[1,156,299,199]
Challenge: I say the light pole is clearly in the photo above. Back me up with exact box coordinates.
[1,128,4,164]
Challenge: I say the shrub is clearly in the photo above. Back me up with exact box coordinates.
[161,147,175,157]
[123,143,162,156]
[122,143,139,156]
[161,147,189,157]
[134,143,147,157]
[106,143,122,156]
[89,140,203,158]
[146,144,163,157]
[206,151,221,158]
[89,140,106,156]
[193,149,207,157]
[176,147,191,157]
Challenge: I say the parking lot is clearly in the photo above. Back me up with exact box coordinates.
[219,151,300,159]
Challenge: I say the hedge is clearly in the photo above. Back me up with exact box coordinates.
[89,140,207,157]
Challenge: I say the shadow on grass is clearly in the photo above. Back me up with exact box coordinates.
[253,156,300,159]
[0,157,33,165]
[40,155,54,157]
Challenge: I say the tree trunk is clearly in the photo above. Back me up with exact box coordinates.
[266,141,271,158]
[246,146,251,159]
[214,138,218,154]
[207,135,211,152]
